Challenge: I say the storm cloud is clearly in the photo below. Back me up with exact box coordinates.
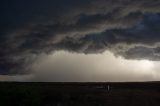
[1,0,160,74]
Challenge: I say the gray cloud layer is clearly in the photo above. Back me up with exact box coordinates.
[1,0,160,74]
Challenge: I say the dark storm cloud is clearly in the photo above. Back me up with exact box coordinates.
[1,0,160,74]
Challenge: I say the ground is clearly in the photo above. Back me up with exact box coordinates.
[0,82,160,106]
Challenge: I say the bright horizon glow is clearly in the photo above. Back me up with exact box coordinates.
[29,50,160,82]
[0,50,159,82]
[136,60,154,71]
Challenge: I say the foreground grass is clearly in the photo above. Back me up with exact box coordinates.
[0,82,160,106]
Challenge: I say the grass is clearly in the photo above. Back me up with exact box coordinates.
[0,82,160,106]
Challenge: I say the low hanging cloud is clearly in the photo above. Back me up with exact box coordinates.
[1,0,160,75]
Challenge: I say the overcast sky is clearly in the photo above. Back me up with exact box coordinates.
[1,0,160,81]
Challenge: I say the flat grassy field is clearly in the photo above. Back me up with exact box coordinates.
[0,82,160,106]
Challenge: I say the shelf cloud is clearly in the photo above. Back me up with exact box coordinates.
[1,0,160,75]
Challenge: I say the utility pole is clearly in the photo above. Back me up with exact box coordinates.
[107,85,110,91]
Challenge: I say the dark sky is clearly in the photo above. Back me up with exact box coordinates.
[1,0,160,81]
